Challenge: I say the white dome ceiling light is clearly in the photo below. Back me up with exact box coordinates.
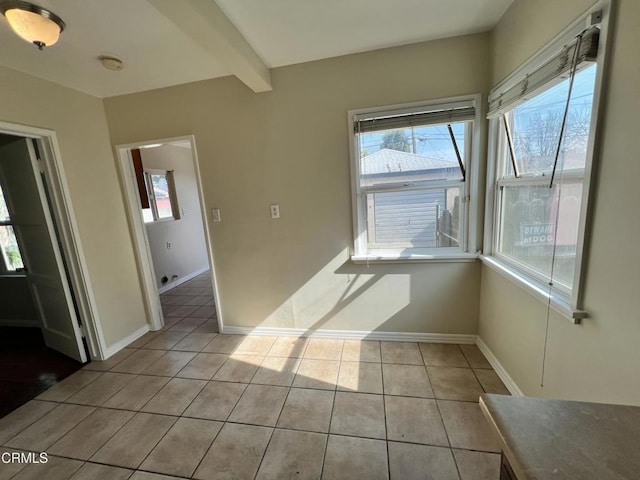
[0,1,65,50]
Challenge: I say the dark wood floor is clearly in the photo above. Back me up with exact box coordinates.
[0,327,83,418]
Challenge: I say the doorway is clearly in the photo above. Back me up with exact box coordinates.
[116,136,222,334]
[0,126,102,415]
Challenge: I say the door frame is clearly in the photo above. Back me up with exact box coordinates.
[115,135,224,333]
[0,121,106,360]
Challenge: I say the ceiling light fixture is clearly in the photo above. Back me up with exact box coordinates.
[0,1,65,50]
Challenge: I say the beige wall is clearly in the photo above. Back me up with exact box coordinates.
[490,0,595,83]
[479,0,640,404]
[104,34,491,334]
[0,65,147,349]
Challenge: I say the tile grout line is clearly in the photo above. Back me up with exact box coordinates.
[0,401,70,448]
[5,334,502,477]
[3,424,502,466]
[109,350,172,376]
[47,406,137,464]
[457,344,472,369]
[2,408,500,462]
[318,340,346,480]
[4,403,98,455]
[71,454,193,480]
[181,416,225,478]
[38,370,107,403]
[433,395,463,476]
[195,338,279,479]
[51,379,487,416]
[125,374,209,475]
[135,368,209,418]
[249,338,316,478]
[77,371,142,409]
[250,416,278,479]
[380,343,392,480]
[54,347,491,401]
[85,409,157,468]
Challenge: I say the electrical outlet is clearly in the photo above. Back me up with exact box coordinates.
[212,208,221,222]
[166,242,171,249]
[270,204,280,219]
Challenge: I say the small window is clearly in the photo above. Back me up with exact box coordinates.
[0,184,25,273]
[142,170,180,223]
[349,97,479,260]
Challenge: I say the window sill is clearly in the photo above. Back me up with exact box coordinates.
[351,253,478,264]
[479,255,587,323]
[144,217,177,225]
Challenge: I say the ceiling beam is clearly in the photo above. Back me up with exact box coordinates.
[148,0,272,93]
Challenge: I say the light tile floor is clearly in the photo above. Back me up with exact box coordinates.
[0,274,510,480]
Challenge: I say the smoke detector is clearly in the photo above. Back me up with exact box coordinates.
[99,55,123,71]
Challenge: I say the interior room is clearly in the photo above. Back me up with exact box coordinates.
[0,0,638,479]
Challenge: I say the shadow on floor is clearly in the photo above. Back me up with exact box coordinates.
[0,326,82,418]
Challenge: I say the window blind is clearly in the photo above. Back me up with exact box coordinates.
[354,100,475,134]
[487,25,599,119]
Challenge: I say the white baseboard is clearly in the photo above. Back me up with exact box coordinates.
[0,319,40,328]
[220,325,477,344]
[101,324,149,360]
[476,336,524,396]
[158,266,210,294]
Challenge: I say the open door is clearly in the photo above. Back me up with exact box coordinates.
[0,138,86,362]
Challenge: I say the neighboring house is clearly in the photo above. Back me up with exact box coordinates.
[360,148,460,186]
[361,149,461,247]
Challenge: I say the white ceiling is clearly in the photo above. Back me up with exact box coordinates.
[215,0,514,68]
[0,0,230,97]
[0,0,512,98]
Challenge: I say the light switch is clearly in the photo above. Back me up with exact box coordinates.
[166,242,172,249]
[212,208,221,222]
[270,204,280,219]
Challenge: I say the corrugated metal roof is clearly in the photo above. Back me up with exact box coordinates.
[361,149,459,175]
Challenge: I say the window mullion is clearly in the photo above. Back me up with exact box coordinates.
[497,171,584,187]
[361,179,464,194]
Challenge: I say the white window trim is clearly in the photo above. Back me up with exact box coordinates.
[482,1,613,321]
[480,255,586,322]
[348,94,483,263]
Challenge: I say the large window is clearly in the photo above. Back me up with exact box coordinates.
[486,19,604,316]
[0,184,24,273]
[349,97,479,260]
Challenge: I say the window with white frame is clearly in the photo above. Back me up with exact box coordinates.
[0,183,24,273]
[142,170,180,223]
[486,16,605,314]
[349,97,479,260]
